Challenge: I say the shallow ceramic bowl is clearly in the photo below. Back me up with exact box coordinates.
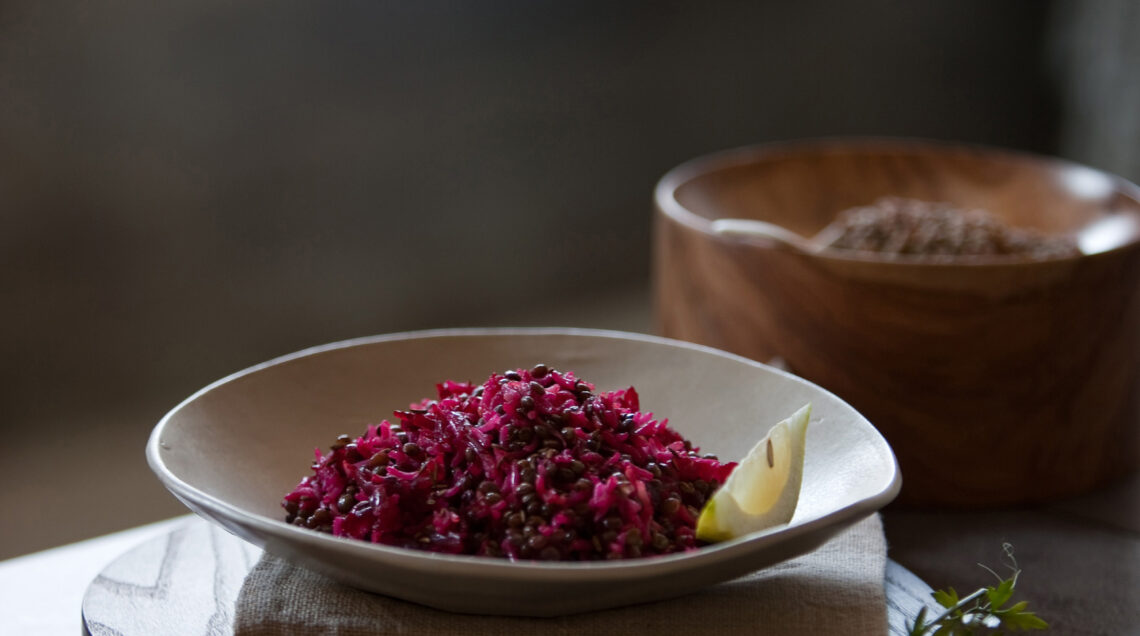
[147,328,899,616]
[654,138,1140,506]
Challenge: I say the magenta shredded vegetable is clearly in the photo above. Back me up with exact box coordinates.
[283,365,734,560]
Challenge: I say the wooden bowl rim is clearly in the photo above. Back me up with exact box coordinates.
[655,137,1140,268]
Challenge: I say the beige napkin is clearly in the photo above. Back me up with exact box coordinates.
[234,514,886,635]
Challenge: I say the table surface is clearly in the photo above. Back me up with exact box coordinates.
[883,471,1140,636]
[2,472,1137,635]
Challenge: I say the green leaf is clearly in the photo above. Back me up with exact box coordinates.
[1005,601,1029,612]
[1000,604,1049,631]
[987,578,1015,610]
[933,587,960,609]
[908,606,929,636]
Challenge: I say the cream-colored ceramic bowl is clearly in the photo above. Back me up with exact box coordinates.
[146,328,899,616]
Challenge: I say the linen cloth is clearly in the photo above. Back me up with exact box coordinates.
[234,514,886,635]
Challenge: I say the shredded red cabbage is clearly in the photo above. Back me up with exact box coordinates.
[283,365,734,560]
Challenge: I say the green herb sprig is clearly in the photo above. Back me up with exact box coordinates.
[907,543,1048,635]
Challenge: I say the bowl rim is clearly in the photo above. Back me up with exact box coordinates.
[146,326,901,581]
[654,136,1140,267]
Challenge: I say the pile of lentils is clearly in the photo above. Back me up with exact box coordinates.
[821,197,1080,259]
[282,364,735,561]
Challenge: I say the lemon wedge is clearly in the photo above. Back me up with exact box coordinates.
[696,403,810,542]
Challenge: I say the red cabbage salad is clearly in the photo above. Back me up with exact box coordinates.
[283,365,734,561]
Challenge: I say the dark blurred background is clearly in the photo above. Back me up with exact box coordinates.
[3,0,1138,558]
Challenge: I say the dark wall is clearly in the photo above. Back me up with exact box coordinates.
[2,1,1056,433]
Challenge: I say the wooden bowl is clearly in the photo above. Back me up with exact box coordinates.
[653,138,1140,507]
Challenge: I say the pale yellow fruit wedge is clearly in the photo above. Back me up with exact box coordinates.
[696,403,810,542]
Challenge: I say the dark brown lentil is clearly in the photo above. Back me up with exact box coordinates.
[822,197,1081,259]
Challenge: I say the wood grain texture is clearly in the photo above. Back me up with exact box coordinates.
[653,139,1140,506]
